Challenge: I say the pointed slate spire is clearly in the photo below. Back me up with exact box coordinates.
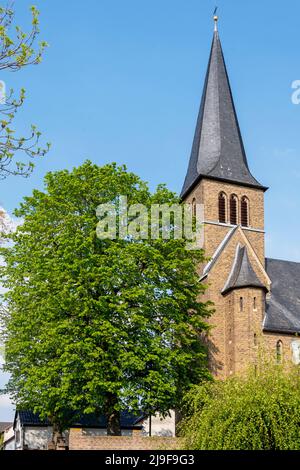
[181,18,266,199]
[222,244,267,295]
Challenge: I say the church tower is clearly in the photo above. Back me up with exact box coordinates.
[182,16,271,378]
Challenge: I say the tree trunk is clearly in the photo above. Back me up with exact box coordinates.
[107,410,121,436]
[51,422,65,450]
[106,393,121,436]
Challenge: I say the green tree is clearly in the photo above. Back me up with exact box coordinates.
[0,161,211,441]
[180,364,300,450]
[0,2,49,178]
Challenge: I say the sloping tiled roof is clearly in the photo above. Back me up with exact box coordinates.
[16,410,143,429]
[264,258,300,334]
[72,411,143,429]
[181,30,266,199]
[222,244,267,295]
[17,411,50,427]
[0,422,12,433]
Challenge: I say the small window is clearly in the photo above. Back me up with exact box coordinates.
[253,297,257,311]
[230,195,238,225]
[218,192,227,223]
[239,297,244,312]
[192,198,196,218]
[241,196,249,227]
[254,333,257,346]
[276,340,283,364]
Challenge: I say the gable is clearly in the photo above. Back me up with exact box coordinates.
[201,225,270,292]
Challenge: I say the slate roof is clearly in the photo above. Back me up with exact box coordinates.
[16,411,50,427]
[222,245,266,295]
[181,30,266,199]
[264,258,300,334]
[15,410,143,429]
[72,411,143,429]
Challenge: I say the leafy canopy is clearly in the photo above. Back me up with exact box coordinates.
[0,161,211,430]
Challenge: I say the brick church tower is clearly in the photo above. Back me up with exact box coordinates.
[181,16,272,378]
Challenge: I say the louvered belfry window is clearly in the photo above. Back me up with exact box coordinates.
[218,193,226,223]
[230,195,238,225]
[241,196,249,227]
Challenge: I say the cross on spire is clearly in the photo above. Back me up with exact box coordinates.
[213,7,218,31]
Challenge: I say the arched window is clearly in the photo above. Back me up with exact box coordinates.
[241,196,249,227]
[276,340,283,364]
[239,297,244,312]
[218,192,227,223]
[254,333,257,346]
[192,198,196,218]
[253,297,257,311]
[230,195,238,225]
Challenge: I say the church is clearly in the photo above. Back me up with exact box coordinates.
[181,15,300,378]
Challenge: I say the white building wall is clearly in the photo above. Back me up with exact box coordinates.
[14,415,23,450]
[142,411,176,437]
[3,425,15,450]
[23,427,53,450]
[3,438,15,450]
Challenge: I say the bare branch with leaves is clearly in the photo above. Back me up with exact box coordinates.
[0,2,49,179]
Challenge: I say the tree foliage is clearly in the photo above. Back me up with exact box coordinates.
[180,364,300,450]
[0,161,212,434]
[0,2,49,178]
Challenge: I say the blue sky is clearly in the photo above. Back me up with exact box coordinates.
[1,0,300,420]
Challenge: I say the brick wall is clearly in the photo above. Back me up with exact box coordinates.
[183,177,269,380]
[69,429,182,451]
[182,177,300,379]
[263,332,299,364]
[185,178,265,264]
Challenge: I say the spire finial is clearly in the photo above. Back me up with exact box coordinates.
[213,7,218,32]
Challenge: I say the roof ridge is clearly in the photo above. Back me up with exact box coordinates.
[266,257,300,265]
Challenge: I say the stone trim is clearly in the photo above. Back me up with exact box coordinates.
[204,220,265,234]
